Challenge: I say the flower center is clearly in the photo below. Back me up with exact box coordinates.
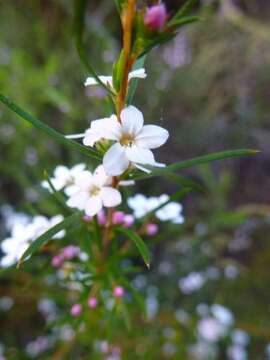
[89,185,100,196]
[119,133,135,147]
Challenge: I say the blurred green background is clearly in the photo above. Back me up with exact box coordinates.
[1,0,270,359]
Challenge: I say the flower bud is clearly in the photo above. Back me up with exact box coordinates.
[144,3,167,31]
[146,223,158,236]
[113,286,125,298]
[87,296,98,309]
[123,214,134,228]
[51,255,63,268]
[70,303,82,317]
[112,211,125,225]
[62,245,79,260]
[97,211,107,226]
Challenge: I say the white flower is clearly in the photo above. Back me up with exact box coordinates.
[155,198,184,224]
[0,215,64,267]
[211,304,234,327]
[178,272,206,294]
[42,164,86,196]
[127,193,184,223]
[84,68,147,88]
[197,317,228,343]
[66,165,121,216]
[98,106,169,176]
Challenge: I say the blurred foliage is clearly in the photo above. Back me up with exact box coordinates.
[0,0,270,359]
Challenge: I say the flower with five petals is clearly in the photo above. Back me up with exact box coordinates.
[66,165,122,216]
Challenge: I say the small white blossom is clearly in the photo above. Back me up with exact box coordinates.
[178,272,206,294]
[83,106,169,175]
[84,68,147,88]
[42,164,86,196]
[128,193,184,223]
[66,165,121,216]
[0,215,64,267]
[197,317,228,343]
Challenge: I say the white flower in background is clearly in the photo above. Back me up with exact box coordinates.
[1,205,29,231]
[128,193,184,224]
[156,198,184,224]
[0,215,64,267]
[127,194,160,218]
[211,304,234,327]
[178,272,206,294]
[42,164,86,196]
[231,329,249,347]
[84,68,147,88]
[82,106,169,175]
[197,317,228,343]
[67,165,121,216]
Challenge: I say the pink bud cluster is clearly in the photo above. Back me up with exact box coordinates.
[83,210,134,228]
[144,3,167,31]
[51,245,80,268]
[70,286,125,317]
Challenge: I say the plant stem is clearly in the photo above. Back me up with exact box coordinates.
[116,0,136,119]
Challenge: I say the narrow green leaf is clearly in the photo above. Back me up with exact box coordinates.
[168,15,200,28]
[0,94,100,160]
[126,55,146,105]
[171,0,198,21]
[132,149,258,181]
[20,212,81,263]
[116,227,151,269]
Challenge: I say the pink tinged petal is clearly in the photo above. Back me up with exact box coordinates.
[67,191,89,210]
[120,106,144,135]
[103,143,130,176]
[93,165,111,187]
[100,187,122,207]
[85,196,103,216]
[136,125,169,149]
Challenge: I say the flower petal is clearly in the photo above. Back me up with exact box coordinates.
[93,165,111,187]
[120,106,144,135]
[136,125,169,149]
[128,68,147,81]
[67,191,89,210]
[85,196,103,216]
[74,171,93,189]
[100,187,122,207]
[125,146,159,166]
[103,143,130,176]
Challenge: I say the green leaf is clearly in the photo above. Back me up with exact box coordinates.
[171,0,198,20]
[168,15,200,28]
[126,55,146,105]
[114,0,126,13]
[132,149,258,181]
[20,212,82,263]
[116,227,151,269]
[73,0,114,96]
[0,94,100,160]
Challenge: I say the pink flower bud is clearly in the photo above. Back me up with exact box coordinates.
[70,303,82,317]
[144,3,167,31]
[87,296,98,309]
[62,245,79,260]
[97,211,107,226]
[146,223,158,236]
[113,286,125,298]
[51,255,63,268]
[123,214,135,228]
[112,211,125,225]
